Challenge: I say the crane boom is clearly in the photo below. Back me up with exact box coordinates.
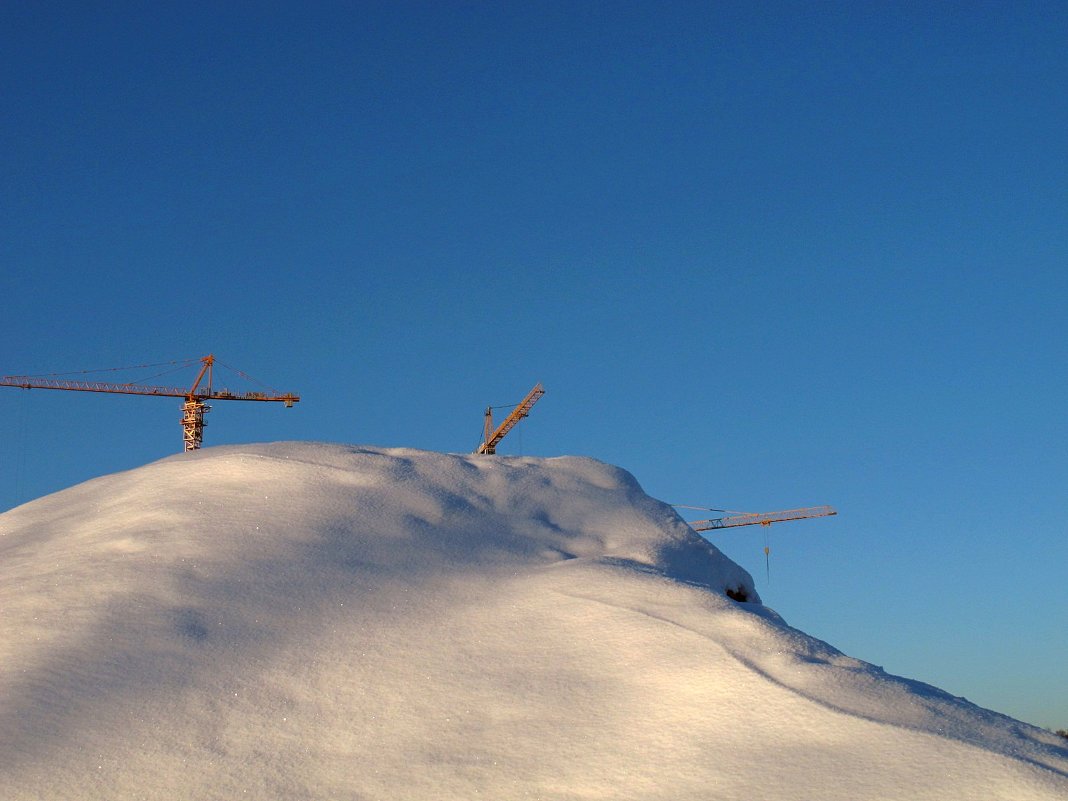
[1,354,299,451]
[476,382,545,455]
[689,505,836,531]
[0,375,298,404]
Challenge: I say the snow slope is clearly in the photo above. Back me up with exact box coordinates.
[1,442,1065,800]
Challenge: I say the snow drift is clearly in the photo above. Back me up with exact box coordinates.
[1,442,1065,800]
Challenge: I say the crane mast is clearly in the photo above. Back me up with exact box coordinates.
[180,354,214,451]
[1,354,299,452]
[476,383,545,455]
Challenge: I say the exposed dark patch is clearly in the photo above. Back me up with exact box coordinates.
[725,586,750,603]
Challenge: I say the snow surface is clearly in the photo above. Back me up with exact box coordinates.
[1,442,1065,800]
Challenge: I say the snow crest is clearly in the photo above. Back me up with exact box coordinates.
[1,442,1065,800]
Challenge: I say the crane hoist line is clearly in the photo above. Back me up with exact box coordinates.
[1,354,300,452]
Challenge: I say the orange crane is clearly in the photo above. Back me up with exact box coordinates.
[1,354,299,451]
[682,505,837,581]
[476,382,545,455]
[686,506,837,532]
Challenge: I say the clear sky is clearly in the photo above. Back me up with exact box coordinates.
[2,2,1066,729]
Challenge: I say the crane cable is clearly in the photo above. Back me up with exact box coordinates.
[11,389,29,510]
[215,359,284,394]
[6,358,286,396]
[670,504,747,515]
[7,357,201,380]
[131,363,201,386]
[763,523,771,583]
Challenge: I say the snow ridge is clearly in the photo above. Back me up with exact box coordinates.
[1,442,1065,800]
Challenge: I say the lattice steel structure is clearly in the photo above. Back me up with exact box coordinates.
[476,383,545,455]
[1,354,299,452]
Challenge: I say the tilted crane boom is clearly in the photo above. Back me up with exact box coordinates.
[688,505,837,532]
[1,354,300,451]
[476,382,545,455]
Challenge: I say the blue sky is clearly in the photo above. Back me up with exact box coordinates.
[2,2,1066,729]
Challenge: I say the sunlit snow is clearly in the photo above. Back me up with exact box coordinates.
[1,443,1065,800]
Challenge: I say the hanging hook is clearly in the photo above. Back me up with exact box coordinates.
[761,520,771,583]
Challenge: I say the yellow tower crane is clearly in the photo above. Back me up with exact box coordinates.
[475,382,545,455]
[1,354,300,451]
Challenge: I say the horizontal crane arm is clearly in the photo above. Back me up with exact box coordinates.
[1,376,299,404]
[689,505,836,532]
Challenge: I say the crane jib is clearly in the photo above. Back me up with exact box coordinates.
[0,377,299,404]
[476,382,545,455]
[689,506,837,532]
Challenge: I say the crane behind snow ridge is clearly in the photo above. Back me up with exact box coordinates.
[679,505,838,583]
[1,354,300,451]
[475,382,545,455]
[686,506,837,532]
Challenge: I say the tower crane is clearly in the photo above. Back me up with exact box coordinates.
[685,506,837,532]
[682,505,837,582]
[1,354,299,452]
[475,382,545,455]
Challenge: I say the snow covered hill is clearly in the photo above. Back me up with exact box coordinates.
[1,442,1065,800]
